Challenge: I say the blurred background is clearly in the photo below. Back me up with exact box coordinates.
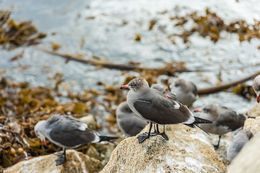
[0,0,260,170]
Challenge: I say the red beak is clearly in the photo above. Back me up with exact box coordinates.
[257,95,260,103]
[120,85,129,89]
[42,139,47,146]
[194,109,200,112]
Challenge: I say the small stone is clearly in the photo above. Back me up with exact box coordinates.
[17,148,24,154]
[80,114,97,130]
[10,148,16,155]
[87,145,100,160]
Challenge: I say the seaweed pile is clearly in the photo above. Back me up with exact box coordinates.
[0,10,46,50]
[166,8,260,44]
[0,70,162,170]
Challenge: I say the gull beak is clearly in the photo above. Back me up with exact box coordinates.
[194,109,200,112]
[257,95,260,103]
[120,85,129,90]
[41,139,47,146]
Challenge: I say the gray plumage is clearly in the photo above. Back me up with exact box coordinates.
[116,102,147,136]
[196,104,246,135]
[125,78,196,125]
[34,115,118,165]
[121,78,211,143]
[169,78,198,107]
[34,115,100,148]
[227,130,253,162]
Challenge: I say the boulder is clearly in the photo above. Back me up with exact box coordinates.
[4,150,102,173]
[101,124,226,173]
[243,117,260,135]
[227,133,260,173]
[247,103,260,117]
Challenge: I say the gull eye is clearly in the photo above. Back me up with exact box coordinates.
[175,83,180,87]
[203,108,210,113]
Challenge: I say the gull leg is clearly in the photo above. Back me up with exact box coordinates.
[55,148,67,166]
[214,135,221,150]
[159,125,169,140]
[151,124,160,136]
[138,122,153,143]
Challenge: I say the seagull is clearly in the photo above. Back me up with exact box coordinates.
[252,74,260,103]
[120,78,211,143]
[116,84,172,137]
[116,101,147,137]
[169,78,198,107]
[194,104,247,149]
[227,130,253,162]
[34,115,118,166]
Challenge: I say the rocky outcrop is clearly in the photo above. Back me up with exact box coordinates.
[4,150,102,173]
[101,124,226,173]
[247,103,260,117]
[243,117,260,135]
[227,133,260,173]
[227,106,260,172]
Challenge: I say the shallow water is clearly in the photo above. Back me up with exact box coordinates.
[0,0,259,115]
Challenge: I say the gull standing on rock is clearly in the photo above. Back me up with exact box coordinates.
[34,115,118,166]
[252,74,260,103]
[227,129,253,162]
[116,84,172,137]
[120,78,211,143]
[169,78,198,107]
[194,104,247,149]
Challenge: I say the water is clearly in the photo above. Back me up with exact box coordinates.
[0,0,259,114]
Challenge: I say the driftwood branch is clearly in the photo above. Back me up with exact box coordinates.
[37,48,201,75]
[198,71,260,95]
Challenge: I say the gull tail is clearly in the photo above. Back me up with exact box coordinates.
[99,136,118,142]
[193,117,212,124]
[185,117,211,135]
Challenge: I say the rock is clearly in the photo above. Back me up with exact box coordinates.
[227,133,260,173]
[243,117,260,135]
[87,145,100,160]
[4,150,102,173]
[80,114,97,130]
[247,103,260,117]
[101,124,226,173]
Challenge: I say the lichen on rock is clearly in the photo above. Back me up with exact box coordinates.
[101,124,226,173]
[4,150,103,173]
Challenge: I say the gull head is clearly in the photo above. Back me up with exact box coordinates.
[34,121,47,146]
[121,78,149,91]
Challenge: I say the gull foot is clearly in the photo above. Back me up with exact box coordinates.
[160,132,169,140]
[55,156,66,166]
[137,133,151,143]
[55,151,64,157]
[213,144,219,150]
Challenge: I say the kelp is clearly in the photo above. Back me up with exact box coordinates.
[167,8,260,43]
[0,10,46,50]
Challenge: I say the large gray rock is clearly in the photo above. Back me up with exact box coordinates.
[247,103,260,117]
[227,133,260,173]
[4,150,102,173]
[243,117,260,135]
[101,124,226,173]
